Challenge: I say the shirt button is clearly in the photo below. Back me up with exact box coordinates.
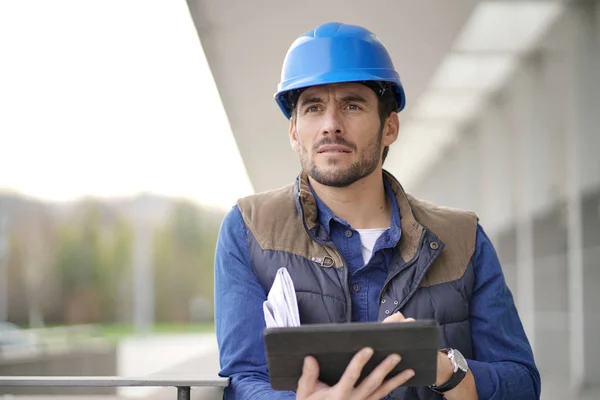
[352,284,360,292]
[430,241,439,250]
[345,230,353,238]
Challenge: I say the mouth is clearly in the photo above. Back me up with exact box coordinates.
[317,145,352,154]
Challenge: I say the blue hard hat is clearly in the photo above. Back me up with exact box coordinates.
[274,22,406,119]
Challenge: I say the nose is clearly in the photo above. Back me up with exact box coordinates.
[321,107,343,136]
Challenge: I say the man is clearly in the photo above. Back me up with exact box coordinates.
[214,22,541,400]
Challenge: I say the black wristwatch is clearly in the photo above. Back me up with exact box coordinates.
[429,348,468,394]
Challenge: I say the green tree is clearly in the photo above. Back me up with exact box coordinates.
[7,200,57,327]
[55,200,132,324]
[153,200,219,322]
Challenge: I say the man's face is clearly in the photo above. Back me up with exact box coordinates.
[289,82,398,188]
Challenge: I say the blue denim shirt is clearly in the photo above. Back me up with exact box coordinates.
[312,182,402,323]
[214,184,541,399]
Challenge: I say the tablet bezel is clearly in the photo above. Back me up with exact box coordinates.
[263,320,440,391]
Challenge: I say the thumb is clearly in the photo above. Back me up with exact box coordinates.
[296,356,320,398]
[383,311,416,323]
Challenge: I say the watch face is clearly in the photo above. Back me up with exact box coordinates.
[452,349,469,372]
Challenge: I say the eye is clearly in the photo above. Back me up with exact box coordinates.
[345,104,362,111]
[306,105,321,113]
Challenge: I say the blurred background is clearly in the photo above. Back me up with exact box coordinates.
[0,0,598,399]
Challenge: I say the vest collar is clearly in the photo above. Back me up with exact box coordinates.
[294,169,427,262]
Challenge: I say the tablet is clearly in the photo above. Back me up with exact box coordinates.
[264,320,439,391]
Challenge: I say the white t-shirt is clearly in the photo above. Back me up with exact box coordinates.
[356,228,387,266]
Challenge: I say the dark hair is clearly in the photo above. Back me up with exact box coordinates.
[374,84,398,165]
[289,81,398,164]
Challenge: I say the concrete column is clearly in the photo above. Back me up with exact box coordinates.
[477,95,516,235]
[568,0,600,391]
[0,214,8,322]
[132,205,155,335]
[454,127,480,213]
[477,95,519,294]
[509,57,540,350]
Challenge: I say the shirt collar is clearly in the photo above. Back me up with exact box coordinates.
[309,179,402,243]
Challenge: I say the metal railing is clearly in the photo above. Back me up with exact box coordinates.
[0,376,230,400]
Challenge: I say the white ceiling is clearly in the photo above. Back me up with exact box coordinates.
[185,0,480,193]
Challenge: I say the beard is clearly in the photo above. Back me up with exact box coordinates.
[300,126,383,188]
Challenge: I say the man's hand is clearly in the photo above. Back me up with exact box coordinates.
[296,347,415,400]
[382,311,415,324]
[382,312,461,393]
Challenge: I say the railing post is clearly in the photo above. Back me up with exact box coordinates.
[177,386,191,400]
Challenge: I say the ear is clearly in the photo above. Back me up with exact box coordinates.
[289,117,300,153]
[382,112,399,147]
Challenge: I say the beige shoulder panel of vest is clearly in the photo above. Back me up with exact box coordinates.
[236,184,326,263]
[406,195,479,287]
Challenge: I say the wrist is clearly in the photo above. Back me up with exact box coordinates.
[430,348,469,394]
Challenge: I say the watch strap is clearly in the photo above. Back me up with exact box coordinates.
[429,349,468,394]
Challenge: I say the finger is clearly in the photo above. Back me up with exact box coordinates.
[334,347,374,394]
[382,311,407,323]
[296,356,320,399]
[353,353,401,398]
[367,369,416,400]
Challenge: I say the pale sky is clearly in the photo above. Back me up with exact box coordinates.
[0,0,254,211]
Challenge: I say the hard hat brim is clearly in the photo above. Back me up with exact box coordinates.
[274,69,406,119]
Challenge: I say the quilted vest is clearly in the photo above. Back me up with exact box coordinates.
[237,170,478,400]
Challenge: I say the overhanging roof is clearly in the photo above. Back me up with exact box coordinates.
[186,0,480,192]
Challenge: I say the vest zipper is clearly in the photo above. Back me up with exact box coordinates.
[342,259,352,322]
[378,229,431,314]
[378,253,416,306]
